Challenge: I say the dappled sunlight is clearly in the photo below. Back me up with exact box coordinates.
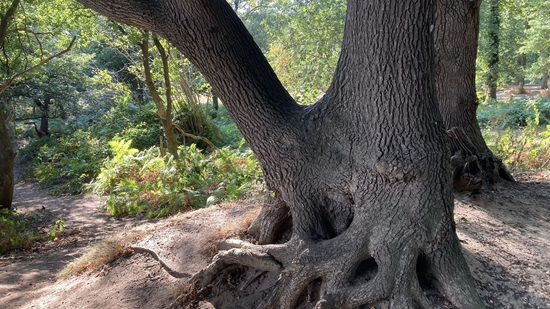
[454,178,550,307]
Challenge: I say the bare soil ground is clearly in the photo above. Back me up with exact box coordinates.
[1,170,550,309]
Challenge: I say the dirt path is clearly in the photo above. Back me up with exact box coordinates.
[0,181,145,308]
[496,84,547,100]
[1,172,550,309]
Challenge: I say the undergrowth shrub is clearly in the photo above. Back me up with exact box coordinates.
[478,97,550,127]
[92,138,262,218]
[483,107,550,170]
[210,105,244,147]
[18,130,109,195]
[88,102,163,151]
[0,208,34,254]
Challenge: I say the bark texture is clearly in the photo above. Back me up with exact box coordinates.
[0,0,20,210]
[486,0,500,99]
[76,0,485,308]
[0,111,15,210]
[435,0,513,191]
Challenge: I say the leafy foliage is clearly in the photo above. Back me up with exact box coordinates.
[478,97,550,127]
[264,0,345,103]
[19,130,109,195]
[482,98,550,170]
[92,140,262,218]
[0,208,33,254]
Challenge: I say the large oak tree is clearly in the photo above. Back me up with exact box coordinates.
[76,0,485,308]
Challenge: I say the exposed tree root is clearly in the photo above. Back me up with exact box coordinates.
[193,218,485,309]
[447,127,514,192]
[131,246,191,279]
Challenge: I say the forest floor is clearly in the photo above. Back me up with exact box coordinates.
[1,170,550,309]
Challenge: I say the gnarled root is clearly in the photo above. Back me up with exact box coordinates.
[447,127,514,192]
[192,224,485,309]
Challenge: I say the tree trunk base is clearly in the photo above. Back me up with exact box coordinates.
[447,127,514,192]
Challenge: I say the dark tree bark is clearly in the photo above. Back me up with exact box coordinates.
[435,0,513,191]
[34,97,52,137]
[517,54,527,94]
[486,0,500,99]
[31,98,52,137]
[0,0,20,210]
[0,110,15,210]
[542,72,549,89]
[76,0,485,308]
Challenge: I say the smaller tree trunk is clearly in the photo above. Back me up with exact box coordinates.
[162,120,179,160]
[516,54,527,94]
[486,0,500,100]
[140,31,179,160]
[0,111,15,210]
[211,89,219,118]
[39,97,51,135]
[435,0,513,190]
[542,72,549,89]
[34,98,51,137]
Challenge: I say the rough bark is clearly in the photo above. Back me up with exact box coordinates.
[542,72,549,89]
[0,0,20,210]
[0,110,15,210]
[76,0,485,308]
[486,0,500,99]
[34,97,51,137]
[435,0,513,190]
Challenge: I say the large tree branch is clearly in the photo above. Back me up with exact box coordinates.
[75,0,300,131]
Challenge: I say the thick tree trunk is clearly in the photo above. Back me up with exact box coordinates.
[435,0,513,191]
[542,72,549,89]
[0,111,15,210]
[77,0,485,308]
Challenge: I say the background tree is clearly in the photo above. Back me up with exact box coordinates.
[0,0,75,209]
[435,0,513,192]
[522,0,550,89]
[0,0,19,210]
[76,0,484,308]
[482,0,501,99]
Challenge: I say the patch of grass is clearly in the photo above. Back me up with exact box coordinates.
[56,229,145,279]
[198,208,259,259]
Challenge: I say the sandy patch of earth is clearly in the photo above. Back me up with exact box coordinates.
[1,171,550,309]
